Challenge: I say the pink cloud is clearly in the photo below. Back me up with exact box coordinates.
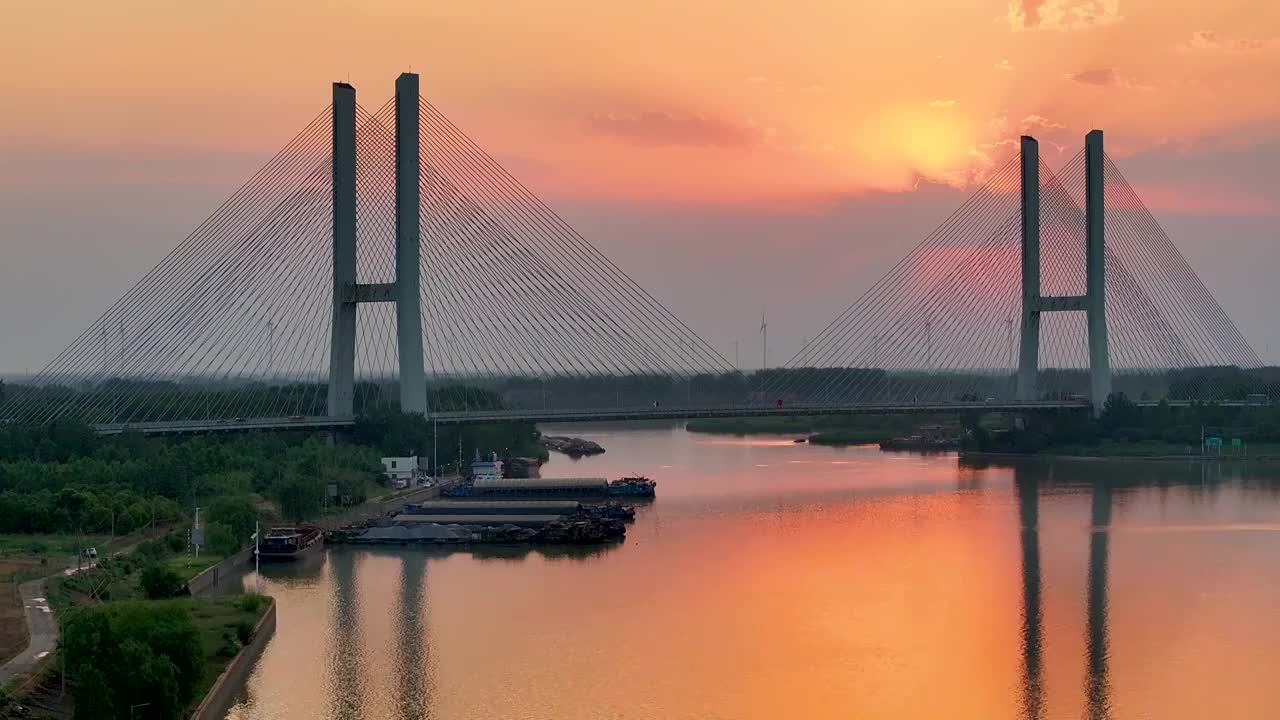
[1129,182,1277,217]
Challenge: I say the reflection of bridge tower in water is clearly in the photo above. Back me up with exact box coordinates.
[1015,466,1113,720]
[324,549,437,720]
[328,550,365,720]
[395,553,434,720]
[1084,478,1113,720]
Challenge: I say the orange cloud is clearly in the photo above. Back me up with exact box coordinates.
[1181,30,1271,55]
[1066,67,1153,89]
[582,110,755,149]
[1007,0,1121,31]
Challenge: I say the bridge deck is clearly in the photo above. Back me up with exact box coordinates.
[93,400,1104,435]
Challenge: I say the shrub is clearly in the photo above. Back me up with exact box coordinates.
[139,563,186,600]
[234,620,254,645]
[234,593,267,614]
[133,537,171,563]
[63,601,204,720]
[217,630,241,658]
[205,521,239,556]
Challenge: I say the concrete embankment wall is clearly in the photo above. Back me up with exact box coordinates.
[186,545,253,596]
[318,478,455,529]
[189,599,277,720]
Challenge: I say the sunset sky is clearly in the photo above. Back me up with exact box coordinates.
[1,0,1277,370]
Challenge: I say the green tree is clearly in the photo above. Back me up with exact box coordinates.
[139,563,186,600]
[204,521,239,556]
[63,601,204,720]
[206,495,257,544]
[272,472,322,523]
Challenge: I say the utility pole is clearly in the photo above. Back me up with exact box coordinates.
[249,521,260,594]
[733,340,739,370]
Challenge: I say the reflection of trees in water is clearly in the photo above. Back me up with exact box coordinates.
[357,543,622,564]
[471,543,622,562]
[967,455,1280,495]
[328,550,364,720]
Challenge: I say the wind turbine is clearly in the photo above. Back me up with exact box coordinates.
[759,308,768,371]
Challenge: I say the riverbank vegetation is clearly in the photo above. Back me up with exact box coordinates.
[964,394,1280,456]
[685,415,917,445]
[57,594,269,720]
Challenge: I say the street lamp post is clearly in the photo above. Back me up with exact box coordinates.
[130,702,151,719]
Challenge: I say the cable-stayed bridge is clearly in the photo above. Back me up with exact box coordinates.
[1,74,1268,434]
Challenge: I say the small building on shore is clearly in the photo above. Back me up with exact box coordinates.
[470,453,504,481]
[382,455,425,489]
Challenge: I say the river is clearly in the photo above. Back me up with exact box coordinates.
[224,423,1280,719]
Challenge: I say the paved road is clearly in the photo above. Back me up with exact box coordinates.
[0,577,56,688]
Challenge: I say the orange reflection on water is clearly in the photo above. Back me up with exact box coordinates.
[227,428,1280,720]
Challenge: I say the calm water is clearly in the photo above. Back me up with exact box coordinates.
[225,424,1280,720]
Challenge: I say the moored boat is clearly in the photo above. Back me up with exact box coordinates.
[258,525,323,560]
[608,475,656,498]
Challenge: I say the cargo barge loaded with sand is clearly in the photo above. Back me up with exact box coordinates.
[442,475,656,499]
[327,499,632,546]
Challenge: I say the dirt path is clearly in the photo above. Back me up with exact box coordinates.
[0,525,173,685]
[0,578,55,688]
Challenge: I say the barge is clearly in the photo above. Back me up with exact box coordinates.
[257,526,323,560]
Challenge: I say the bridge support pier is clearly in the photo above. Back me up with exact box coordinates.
[1085,130,1111,414]
[1016,131,1111,414]
[395,73,427,414]
[327,82,358,417]
[1017,136,1041,402]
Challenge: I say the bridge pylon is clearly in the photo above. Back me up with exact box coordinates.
[1017,131,1111,414]
[327,74,428,417]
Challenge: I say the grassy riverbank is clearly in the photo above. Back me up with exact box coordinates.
[186,594,272,714]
